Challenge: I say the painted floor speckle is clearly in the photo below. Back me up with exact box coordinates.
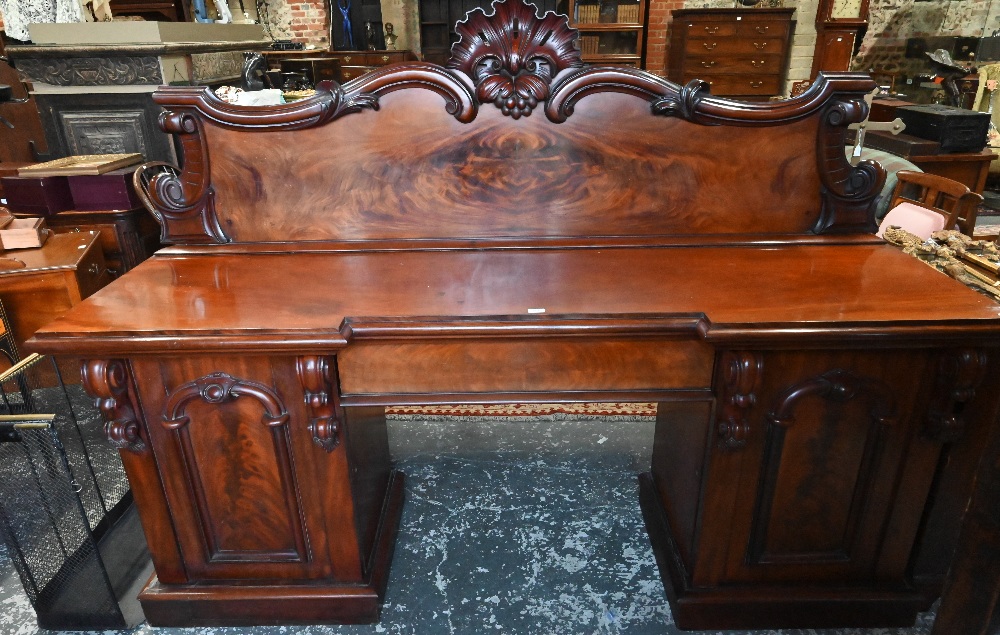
[0,417,937,635]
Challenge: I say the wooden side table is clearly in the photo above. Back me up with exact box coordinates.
[13,208,161,277]
[0,232,110,351]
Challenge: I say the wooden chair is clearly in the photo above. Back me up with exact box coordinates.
[888,170,984,236]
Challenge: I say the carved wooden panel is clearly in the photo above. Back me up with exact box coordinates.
[127,355,366,581]
[34,92,176,163]
[59,110,149,155]
[718,350,937,585]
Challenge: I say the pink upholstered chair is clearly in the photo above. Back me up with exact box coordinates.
[876,201,948,240]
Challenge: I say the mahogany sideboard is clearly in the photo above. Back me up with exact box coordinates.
[27,0,1000,629]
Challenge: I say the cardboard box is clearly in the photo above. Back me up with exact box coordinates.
[0,218,48,250]
[28,22,265,45]
[1,176,74,216]
[68,168,142,211]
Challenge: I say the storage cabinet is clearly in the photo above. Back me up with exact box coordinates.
[566,0,647,66]
[667,8,795,99]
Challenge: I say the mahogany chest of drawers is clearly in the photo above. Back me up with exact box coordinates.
[667,8,795,99]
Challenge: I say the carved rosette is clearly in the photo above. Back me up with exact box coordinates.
[295,356,343,451]
[716,351,763,451]
[925,349,988,443]
[81,360,146,453]
[163,372,289,430]
[448,0,582,118]
[768,369,896,429]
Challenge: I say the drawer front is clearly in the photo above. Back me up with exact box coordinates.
[73,236,111,299]
[736,20,790,38]
[684,73,781,96]
[684,55,783,75]
[337,338,714,396]
[684,36,786,56]
[340,65,375,81]
[682,21,738,37]
[331,52,362,65]
[368,52,408,65]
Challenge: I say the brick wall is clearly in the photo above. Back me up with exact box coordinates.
[287,0,329,46]
[646,0,682,76]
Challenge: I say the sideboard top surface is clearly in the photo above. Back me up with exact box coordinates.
[29,243,1000,354]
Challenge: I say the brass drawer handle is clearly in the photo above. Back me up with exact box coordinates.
[72,227,81,232]
[753,42,768,49]
[751,59,765,67]
[750,80,764,88]
[704,25,719,34]
[701,60,716,68]
[381,55,389,62]
[88,263,101,275]
[703,42,717,50]
[754,25,768,33]
[343,55,352,63]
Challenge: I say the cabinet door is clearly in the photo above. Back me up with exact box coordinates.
[703,350,941,586]
[130,355,364,583]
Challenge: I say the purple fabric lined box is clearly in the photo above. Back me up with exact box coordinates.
[68,167,142,211]
[0,175,74,215]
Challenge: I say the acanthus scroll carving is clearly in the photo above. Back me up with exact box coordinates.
[925,349,988,443]
[652,79,713,122]
[81,360,146,453]
[448,0,582,118]
[295,356,343,451]
[162,372,289,430]
[716,351,763,451]
[147,111,229,244]
[813,92,886,234]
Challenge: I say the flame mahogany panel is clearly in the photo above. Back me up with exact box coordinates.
[203,91,823,242]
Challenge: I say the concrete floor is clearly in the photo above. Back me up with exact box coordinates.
[0,416,939,635]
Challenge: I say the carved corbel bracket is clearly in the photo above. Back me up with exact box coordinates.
[925,349,988,443]
[768,369,896,430]
[146,111,229,244]
[295,356,343,451]
[813,94,886,234]
[716,351,763,451]
[162,372,289,430]
[448,0,583,119]
[81,359,146,453]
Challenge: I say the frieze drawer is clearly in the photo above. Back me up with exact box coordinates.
[686,74,782,96]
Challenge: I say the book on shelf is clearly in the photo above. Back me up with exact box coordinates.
[17,154,143,177]
[618,4,639,22]
[577,4,600,23]
[580,35,600,55]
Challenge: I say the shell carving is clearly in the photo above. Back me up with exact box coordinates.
[448,0,583,118]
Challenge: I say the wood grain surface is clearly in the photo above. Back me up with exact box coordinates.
[29,243,1000,355]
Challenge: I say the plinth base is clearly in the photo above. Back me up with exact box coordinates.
[140,470,405,626]
[637,472,925,631]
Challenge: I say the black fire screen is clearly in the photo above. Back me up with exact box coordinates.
[0,354,150,630]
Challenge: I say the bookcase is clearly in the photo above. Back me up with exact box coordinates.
[564,0,647,67]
